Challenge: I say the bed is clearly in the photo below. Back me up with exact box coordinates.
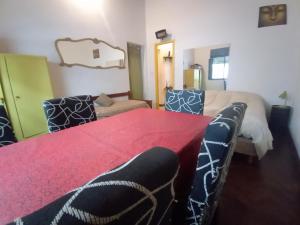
[93,91,151,119]
[204,90,273,159]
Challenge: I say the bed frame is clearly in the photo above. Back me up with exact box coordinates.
[235,137,257,163]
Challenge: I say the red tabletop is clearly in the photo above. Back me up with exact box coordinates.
[0,108,211,224]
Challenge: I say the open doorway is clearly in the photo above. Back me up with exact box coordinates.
[127,42,143,99]
[154,40,175,109]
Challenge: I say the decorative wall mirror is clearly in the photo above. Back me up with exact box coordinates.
[183,44,230,91]
[55,38,126,69]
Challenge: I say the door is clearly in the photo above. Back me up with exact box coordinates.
[127,43,143,99]
[155,41,175,108]
[5,55,53,139]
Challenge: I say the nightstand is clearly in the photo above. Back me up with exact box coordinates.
[269,105,291,133]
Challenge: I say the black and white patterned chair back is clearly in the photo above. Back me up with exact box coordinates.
[185,102,247,225]
[0,105,17,147]
[165,90,205,115]
[43,95,97,133]
[9,147,179,225]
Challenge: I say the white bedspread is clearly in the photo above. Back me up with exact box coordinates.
[204,90,273,159]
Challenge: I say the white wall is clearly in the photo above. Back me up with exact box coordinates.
[183,48,194,70]
[289,23,300,158]
[0,0,146,97]
[145,0,300,157]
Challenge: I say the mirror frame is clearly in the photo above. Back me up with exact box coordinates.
[55,37,126,69]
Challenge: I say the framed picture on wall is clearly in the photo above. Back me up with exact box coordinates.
[258,4,287,28]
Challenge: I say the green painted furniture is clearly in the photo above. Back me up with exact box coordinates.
[0,54,53,140]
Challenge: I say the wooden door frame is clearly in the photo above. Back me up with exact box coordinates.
[154,40,175,109]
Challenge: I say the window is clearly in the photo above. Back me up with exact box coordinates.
[208,47,230,80]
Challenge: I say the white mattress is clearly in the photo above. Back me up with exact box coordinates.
[204,90,273,159]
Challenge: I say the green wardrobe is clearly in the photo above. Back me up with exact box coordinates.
[0,54,53,140]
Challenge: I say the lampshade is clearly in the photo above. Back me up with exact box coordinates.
[279,91,288,99]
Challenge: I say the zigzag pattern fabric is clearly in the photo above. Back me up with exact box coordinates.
[0,105,17,147]
[185,102,247,225]
[43,95,97,133]
[165,90,205,115]
[8,147,179,225]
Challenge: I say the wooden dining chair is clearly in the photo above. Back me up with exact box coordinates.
[185,102,247,225]
[0,104,17,147]
[43,95,97,133]
[8,147,179,225]
[165,89,205,115]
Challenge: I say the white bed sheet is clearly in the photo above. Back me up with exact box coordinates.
[204,90,273,159]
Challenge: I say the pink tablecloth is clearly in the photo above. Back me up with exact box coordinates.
[0,108,211,224]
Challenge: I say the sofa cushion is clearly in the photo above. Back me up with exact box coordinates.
[95,93,114,107]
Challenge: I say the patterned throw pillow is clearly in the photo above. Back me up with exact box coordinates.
[95,93,114,107]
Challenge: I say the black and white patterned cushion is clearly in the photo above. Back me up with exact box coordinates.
[8,147,179,225]
[185,102,247,225]
[0,105,17,147]
[165,90,205,115]
[43,95,97,133]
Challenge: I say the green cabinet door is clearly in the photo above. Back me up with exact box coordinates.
[4,55,53,139]
[0,75,5,105]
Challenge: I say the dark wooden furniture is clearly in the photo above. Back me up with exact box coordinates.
[92,91,152,108]
[269,105,291,133]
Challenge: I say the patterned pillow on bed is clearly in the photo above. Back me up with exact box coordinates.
[8,147,179,225]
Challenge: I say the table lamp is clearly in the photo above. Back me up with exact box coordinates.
[278,91,288,106]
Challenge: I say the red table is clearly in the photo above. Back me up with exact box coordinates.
[0,108,211,224]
